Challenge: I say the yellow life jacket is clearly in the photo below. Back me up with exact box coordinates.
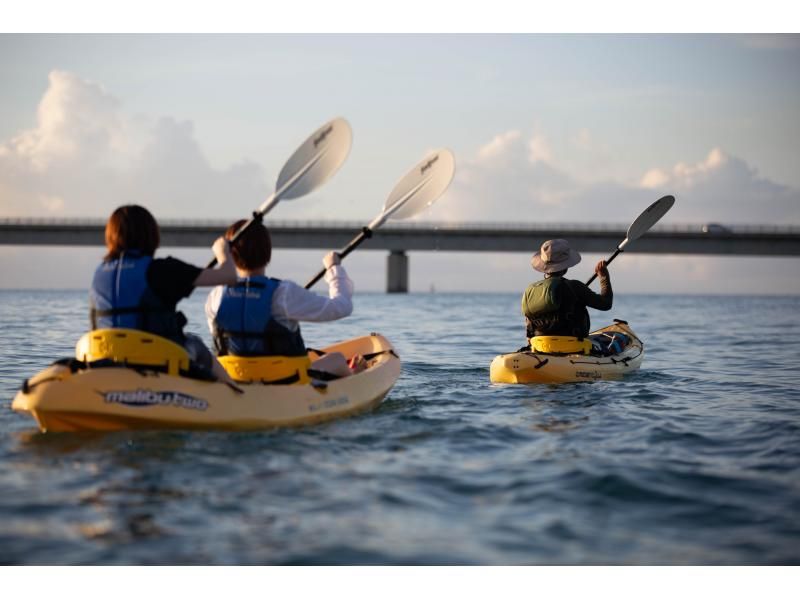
[75,328,190,376]
[217,355,311,385]
[530,336,592,355]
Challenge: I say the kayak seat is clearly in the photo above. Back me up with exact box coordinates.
[217,355,311,385]
[75,329,190,376]
[530,336,592,355]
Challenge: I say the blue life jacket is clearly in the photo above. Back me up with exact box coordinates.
[212,276,306,357]
[89,252,186,340]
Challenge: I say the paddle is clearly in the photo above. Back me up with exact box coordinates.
[207,117,352,267]
[304,148,456,289]
[585,194,675,286]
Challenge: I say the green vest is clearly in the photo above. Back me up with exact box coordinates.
[522,277,563,319]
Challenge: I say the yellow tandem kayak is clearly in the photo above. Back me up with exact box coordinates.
[490,320,644,384]
[13,333,400,433]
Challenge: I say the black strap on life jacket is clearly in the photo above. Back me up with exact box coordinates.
[90,305,177,329]
[215,319,306,358]
[90,292,186,341]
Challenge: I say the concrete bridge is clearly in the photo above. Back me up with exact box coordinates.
[2,218,799,292]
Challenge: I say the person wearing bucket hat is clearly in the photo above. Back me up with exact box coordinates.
[522,239,613,340]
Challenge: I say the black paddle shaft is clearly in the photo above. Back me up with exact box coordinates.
[584,195,676,287]
[585,247,622,286]
[304,226,373,289]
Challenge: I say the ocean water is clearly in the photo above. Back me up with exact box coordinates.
[0,289,799,565]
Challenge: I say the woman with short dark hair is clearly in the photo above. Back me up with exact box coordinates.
[90,204,238,381]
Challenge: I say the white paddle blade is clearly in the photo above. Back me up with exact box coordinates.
[275,117,352,200]
[626,194,675,242]
[384,148,456,220]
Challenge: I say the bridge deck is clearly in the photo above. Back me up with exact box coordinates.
[2,219,799,256]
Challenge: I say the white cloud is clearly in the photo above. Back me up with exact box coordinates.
[5,71,128,172]
[638,147,800,224]
[640,169,670,189]
[477,130,521,160]
[0,70,267,219]
[425,129,578,222]
[425,130,800,227]
[527,134,553,164]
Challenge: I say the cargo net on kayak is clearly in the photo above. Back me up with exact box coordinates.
[588,332,630,357]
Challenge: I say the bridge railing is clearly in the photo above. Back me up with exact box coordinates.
[2,217,800,235]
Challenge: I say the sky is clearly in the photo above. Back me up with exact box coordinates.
[1,32,800,293]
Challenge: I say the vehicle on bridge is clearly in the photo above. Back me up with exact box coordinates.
[701,223,732,234]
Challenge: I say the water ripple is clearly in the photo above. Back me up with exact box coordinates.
[1,291,799,563]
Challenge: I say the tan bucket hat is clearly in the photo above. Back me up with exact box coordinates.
[531,238,582,273]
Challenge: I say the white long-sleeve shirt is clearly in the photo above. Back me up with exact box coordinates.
[205,265,354,334]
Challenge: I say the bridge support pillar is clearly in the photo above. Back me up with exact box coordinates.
[387,250,408,293]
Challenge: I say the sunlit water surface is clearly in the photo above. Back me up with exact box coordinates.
[1,290,799,564]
